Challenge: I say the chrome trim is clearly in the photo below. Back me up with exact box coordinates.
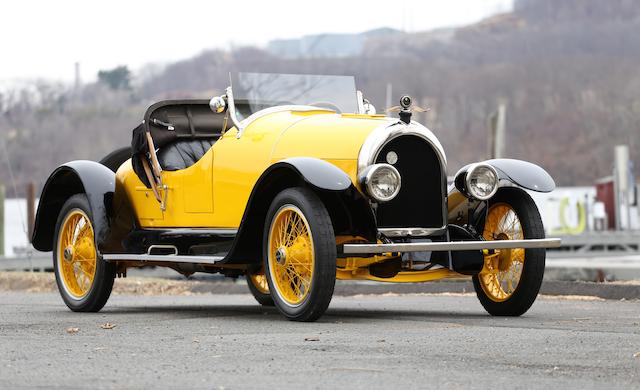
[103,253,225,264]
[146,245,178,255]
[342,238,562,254]
[144,228,238,236]
[358,119,449,229]
[359,163,402,202]
[209,96,226,114]
[379,227,447,237]
[356,90,365,114]
[464,163,499,201]
[225,86,243,137]
[357,120,447,173]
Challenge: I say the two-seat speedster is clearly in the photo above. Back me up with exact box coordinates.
[32,73,560,321]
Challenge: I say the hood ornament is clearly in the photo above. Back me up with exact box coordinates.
[386,95,429,124]
[398,95,413,124]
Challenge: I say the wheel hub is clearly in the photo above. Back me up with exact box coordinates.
[275,247,287,265]
[63,246,74,262]
[495,233,513,271]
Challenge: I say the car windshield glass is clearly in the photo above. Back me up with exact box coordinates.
[231,72,358,119]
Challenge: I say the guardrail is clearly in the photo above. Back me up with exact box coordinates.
[3,233,640,273]
[0,252,51,271]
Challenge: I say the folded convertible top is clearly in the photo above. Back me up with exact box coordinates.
[131,100,229,187]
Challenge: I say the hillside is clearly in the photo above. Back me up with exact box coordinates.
[2,0,640,194]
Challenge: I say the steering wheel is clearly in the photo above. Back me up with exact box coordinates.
[307,101,341,112]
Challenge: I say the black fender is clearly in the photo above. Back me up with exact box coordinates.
[454,158,555,195]
[32,161,115,252]
[278,157,352,190]
[222,157,376,264]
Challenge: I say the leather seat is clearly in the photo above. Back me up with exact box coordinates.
[157,139,216,171]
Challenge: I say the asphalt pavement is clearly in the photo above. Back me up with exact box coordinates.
[0,291,639,389]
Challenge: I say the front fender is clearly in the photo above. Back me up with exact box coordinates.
[277,157,352,191]
[32,160,115,252]
[220,157,375,264]
[455,158,555,194]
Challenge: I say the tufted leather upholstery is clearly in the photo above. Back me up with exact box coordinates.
[157,139,216,171]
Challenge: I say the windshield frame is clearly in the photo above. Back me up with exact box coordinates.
[220,73,366,138]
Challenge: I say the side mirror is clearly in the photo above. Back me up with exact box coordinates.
[363,99,377,115]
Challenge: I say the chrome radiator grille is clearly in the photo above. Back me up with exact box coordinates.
[374,135,446,233]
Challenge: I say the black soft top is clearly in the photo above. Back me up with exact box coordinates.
[131,100,229,187]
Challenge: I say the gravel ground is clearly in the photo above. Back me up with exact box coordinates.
[3,271,640,300]
[0,289,639,389]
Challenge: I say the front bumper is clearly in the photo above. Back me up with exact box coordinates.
[342,238,562,255]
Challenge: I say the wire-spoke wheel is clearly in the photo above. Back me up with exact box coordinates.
[473,188,545,316]
[246,268,274,306]
[57,209,97,299]
[268,205,315,306]
[264,188,336,322]
[53,194,115,312]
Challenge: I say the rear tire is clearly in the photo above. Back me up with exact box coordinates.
[472,188,545,316]
[53,194,115,312]
[246,270,274,306]
[263,187,336,322]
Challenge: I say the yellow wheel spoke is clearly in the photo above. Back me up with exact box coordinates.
[267,205,315,306]
[480,203,525,302]
[57,209,97,299]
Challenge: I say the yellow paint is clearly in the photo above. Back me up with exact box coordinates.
[117,109,389,228]
[336,267,465,283]
[116,152,216,227]
[447,189,470,223]
[552,197,587,235]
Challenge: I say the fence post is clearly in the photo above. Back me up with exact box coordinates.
[0,184,4,257]
[27,182,35,242]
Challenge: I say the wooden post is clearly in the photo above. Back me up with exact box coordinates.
[487,101,507,159]
[385,83,393,112]
[27,182,35,243]
[0,184,4,257]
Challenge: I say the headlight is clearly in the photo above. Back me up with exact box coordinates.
[360,164,401,202]
[465,163,499,200]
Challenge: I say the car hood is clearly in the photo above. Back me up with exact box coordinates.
[270,112,396,161]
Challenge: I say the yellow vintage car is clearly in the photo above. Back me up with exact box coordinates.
[32,73,560,321]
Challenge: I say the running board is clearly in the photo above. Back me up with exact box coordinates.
[102,253,224,265]
[342,238,562,255]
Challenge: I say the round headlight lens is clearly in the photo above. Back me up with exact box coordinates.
[363,164,401,202]
[466,164,499,200]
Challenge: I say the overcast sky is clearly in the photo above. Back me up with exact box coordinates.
[1,0,512,84]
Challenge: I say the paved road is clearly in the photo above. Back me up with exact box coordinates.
[0,292,639,389]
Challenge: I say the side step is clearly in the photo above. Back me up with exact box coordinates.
[102,253,224,265]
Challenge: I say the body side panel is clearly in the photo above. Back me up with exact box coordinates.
[115,111,386,232]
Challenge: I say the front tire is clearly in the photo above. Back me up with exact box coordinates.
[263,187,336,322]
[472,188,546,316]
[53,194,115,312]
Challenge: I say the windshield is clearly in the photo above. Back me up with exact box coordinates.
[231,72,358,119]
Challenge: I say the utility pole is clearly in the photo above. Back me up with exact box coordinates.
[74,62,82,92]
[487,100,507,159]
[613,145,632,230]
[385,83,393,113]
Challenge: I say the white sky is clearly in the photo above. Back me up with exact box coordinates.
[0,0,512,84]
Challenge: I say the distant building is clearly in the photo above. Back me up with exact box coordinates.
[267,28,401,59]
